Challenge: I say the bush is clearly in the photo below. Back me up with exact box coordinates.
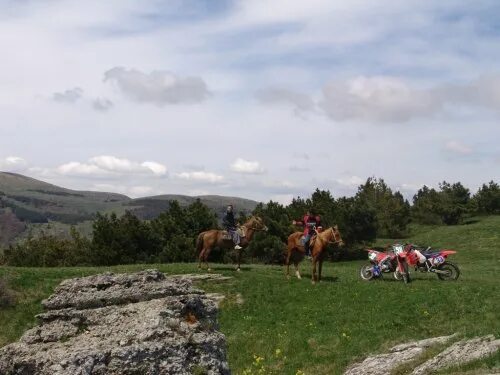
[472,181,500,215]
[247,234,286,264]
[4,228,91,267]
[412,181,471,225]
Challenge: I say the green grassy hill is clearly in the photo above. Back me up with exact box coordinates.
[0,172,258,244]
[1,216,499,374]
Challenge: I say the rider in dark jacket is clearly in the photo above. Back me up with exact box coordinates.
[223,205,242,250]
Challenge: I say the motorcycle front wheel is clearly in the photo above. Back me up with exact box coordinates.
[437,261,460,281]
[360,265,376,281]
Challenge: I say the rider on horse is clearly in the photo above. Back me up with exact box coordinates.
[292,210,322,258]
[223,204,242,250]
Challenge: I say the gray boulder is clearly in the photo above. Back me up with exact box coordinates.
[0,269,230,375]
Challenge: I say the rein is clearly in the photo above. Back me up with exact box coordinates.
[320,228,343,245]
[241,218,267,232]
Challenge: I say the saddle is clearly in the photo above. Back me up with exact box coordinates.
[221,227,246,241]
[221,230,232,240]
[301,234,318,247]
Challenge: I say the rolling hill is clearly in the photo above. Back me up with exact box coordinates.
[0,172,258,244]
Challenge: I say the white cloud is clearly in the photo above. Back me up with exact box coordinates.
[141,161,167,176]
[230,158,265,174]
[319,74,500,124]
[444,140,473,155]
[320,76,440,123]
[57,162,106,176]
[104,67,210,105]
[56,156,167,177]
[0,156,28,172]
[175,171,224,183]
[52,87,83,103]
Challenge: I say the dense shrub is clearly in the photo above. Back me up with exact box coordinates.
[412,182,471,225]
[355,178,410,237]
[4,228,91,267]
[472,181,500,215]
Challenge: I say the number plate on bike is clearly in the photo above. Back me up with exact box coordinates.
[433,255,445,265]
[393,245,404,255]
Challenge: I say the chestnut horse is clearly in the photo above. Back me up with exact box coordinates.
[197,216,268,271]
[285,226,344,283]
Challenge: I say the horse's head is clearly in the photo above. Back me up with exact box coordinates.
[246,216,268,231]
[332,225,344,247]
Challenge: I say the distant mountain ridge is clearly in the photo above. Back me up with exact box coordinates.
[0,172,259,244]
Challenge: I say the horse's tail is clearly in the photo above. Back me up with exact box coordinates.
[196,232,205,253]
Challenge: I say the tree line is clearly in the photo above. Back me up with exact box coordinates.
[1,178,498,267]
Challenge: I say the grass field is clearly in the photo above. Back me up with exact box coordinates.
[1,216,499,374]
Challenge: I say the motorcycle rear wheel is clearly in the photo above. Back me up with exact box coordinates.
[437,261,460,281]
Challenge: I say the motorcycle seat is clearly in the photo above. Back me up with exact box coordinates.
[424,252,441,259]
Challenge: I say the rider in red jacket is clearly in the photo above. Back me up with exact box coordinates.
[293,210,322,257]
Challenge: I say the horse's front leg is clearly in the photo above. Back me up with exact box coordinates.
[311,257,317,284]
[294,259,301,280]
[236,249,241,272]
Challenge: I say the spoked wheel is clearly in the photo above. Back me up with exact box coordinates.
[437,262,460,281]
[394,270,403,281]
[360,265,375,281]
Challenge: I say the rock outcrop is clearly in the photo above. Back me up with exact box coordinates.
[344,334,456,375]
[344,334,500,375]
[411,335,500,375]
[0,269,230,375]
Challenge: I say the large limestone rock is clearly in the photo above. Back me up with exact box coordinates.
[344,334,500,375]
[411,335,500,375]
[344,334,456,375]
[0,269,230,375]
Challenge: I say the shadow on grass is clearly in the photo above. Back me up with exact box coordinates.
[208,266,255,272]
[462,219,480,225]
[289,273,340,283]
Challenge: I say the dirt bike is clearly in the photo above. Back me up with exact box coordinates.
[403,245,460,281]
[359,248,398,281]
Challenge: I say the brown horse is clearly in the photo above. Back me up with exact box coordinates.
[285,226,344,283]
[196,216,268,271]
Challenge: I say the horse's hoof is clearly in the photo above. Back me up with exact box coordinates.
[236,268,241,272]
[207,268,212,272]
[311,281,316,285]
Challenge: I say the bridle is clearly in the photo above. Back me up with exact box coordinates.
[323,227,343,245]
[241,217,268,232]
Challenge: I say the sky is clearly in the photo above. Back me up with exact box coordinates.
[1,0,499,204]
